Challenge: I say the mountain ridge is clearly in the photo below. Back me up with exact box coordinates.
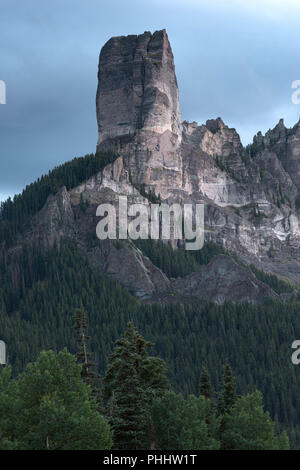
[94,29,300,286]
[2,29,300,300]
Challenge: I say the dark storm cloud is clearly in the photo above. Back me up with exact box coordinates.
[1,0,300,201]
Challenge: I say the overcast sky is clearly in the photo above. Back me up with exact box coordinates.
[1,0,300,202]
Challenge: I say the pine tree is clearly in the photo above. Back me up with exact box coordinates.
[218,360,237,415]
[103,323,148,449]
[200,364,212,400]
[199,364,217,437]
[74,307,98,395]
[103,322,169,450]
[218,360,238,449]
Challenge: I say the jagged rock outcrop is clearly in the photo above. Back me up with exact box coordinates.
[8,29,300,304]
[170,255,278,304]
[93,29,300,288]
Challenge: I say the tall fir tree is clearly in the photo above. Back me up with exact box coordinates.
[200,364,213,400]
[199,364,217,437]
[218,360,237,415]
[103,322,169,450]
[74,306,98,396]
[218,360,238,450]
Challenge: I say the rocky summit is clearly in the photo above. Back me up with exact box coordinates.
[96,29,183,194]
[94,29,300,288]
[10,29,300,303]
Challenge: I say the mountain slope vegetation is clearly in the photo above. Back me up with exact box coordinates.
[1,239,300,446]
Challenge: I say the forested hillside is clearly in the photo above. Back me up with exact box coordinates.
[0,334,289,450]
[0,151,117,246]
[1,239,300,446]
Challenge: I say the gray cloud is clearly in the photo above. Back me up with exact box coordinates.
[1,0,300,201]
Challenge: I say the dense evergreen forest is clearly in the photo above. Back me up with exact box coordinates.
[0,239,300,447]
[0,325,289,450]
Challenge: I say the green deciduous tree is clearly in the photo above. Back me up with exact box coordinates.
[151,391,219,450]
[221,391,290,450]
[0,350,112,450]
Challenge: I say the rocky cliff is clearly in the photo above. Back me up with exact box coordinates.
[7,29,300,305]
[96,29,183,197]
[96,29,181,145]
[93,29,300,287]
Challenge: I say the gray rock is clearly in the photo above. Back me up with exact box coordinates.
[94,30,300,289]
[8,29,300,305]
[170,255,277,304]
[96,29,183,198]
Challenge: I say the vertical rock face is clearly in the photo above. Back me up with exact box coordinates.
[96,30,183,197]
[96,29,182,147]
[93,29,300,286]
